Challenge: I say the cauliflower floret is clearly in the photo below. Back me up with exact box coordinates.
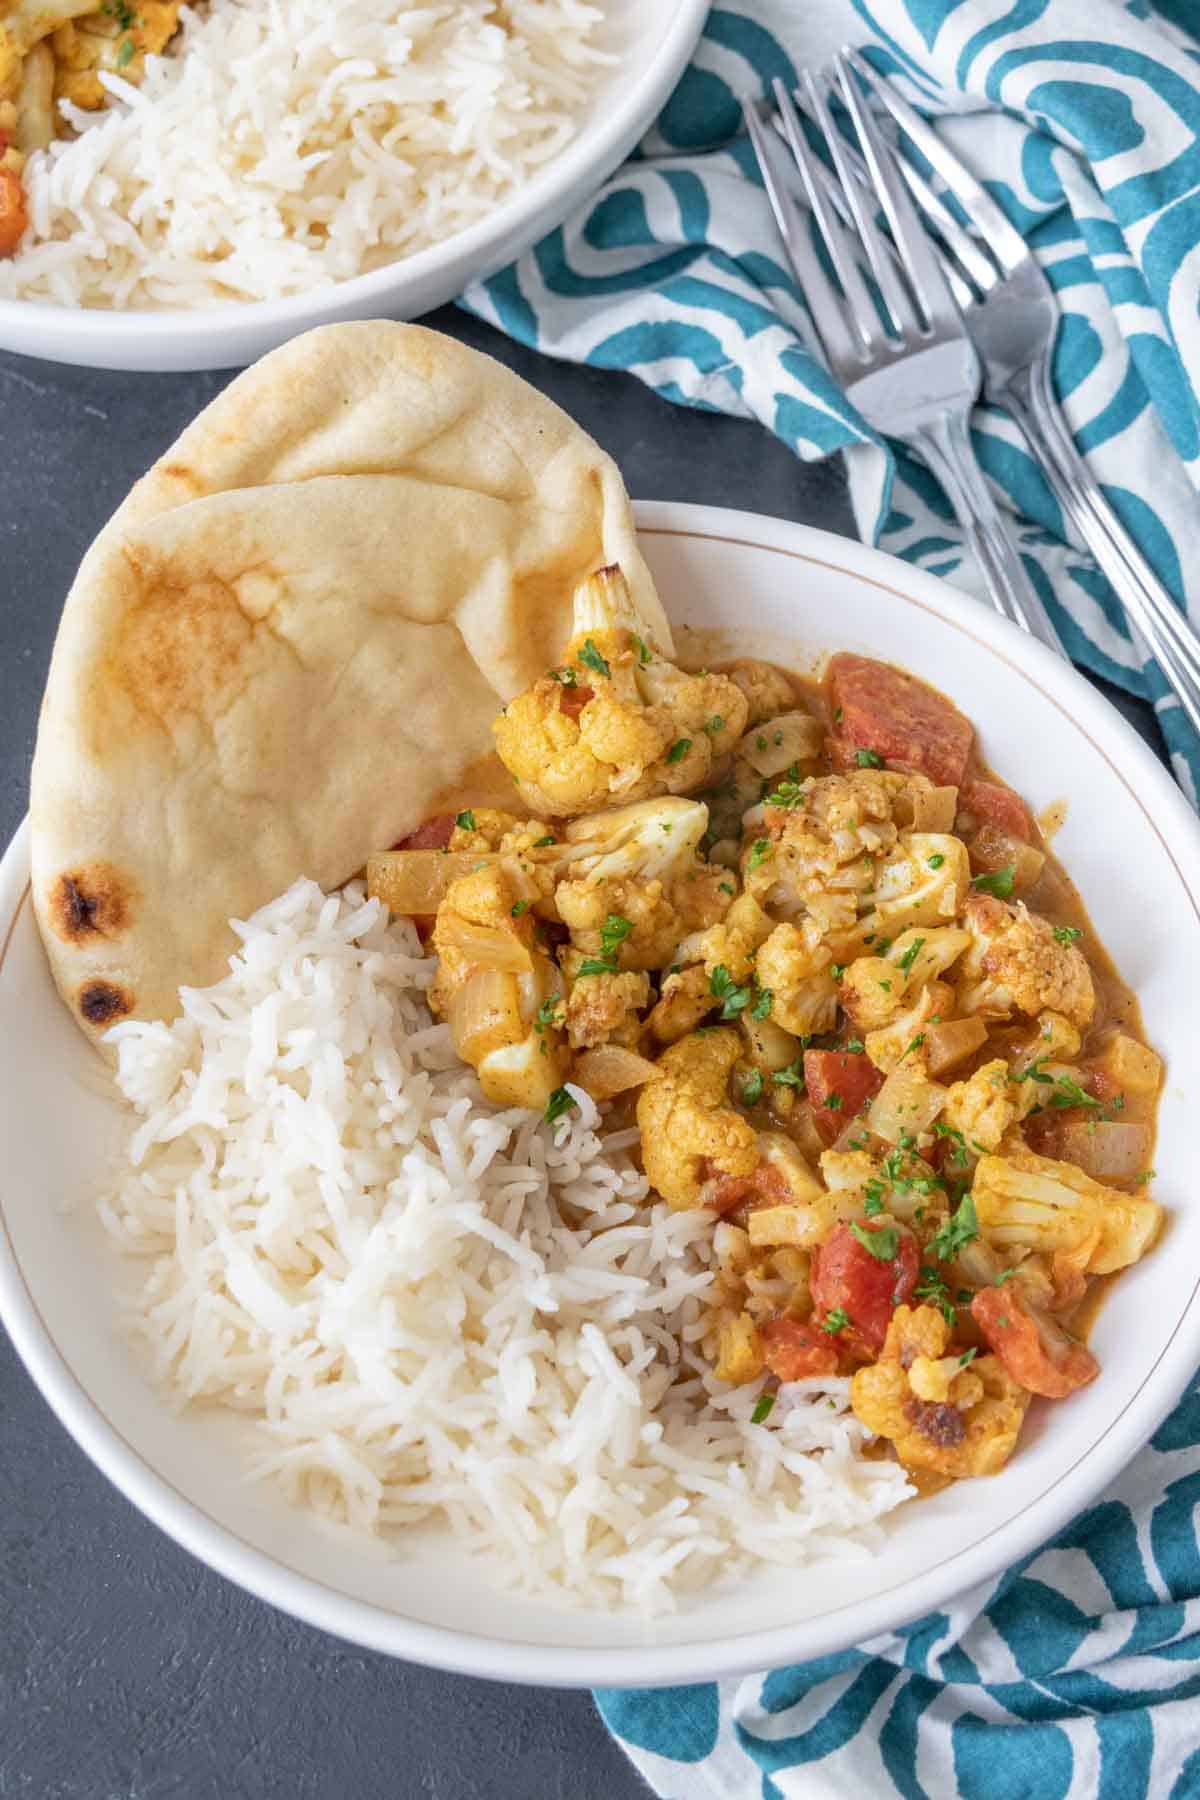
[684,892,775,983]
[493,566,748,815]
[637,1029,759,1209]
[957,895,1095,1029]
[974,1143,1163,1275]
[431,863,567,1109]
[841,925,970,1032]
[745,771,900,936]
[755,920,838,1037]
[850,1305,1030,1479]
[448,809,555,855]
[553,796,731,972]
[647,964,714,1044]
[715,1312,765,1384]
[840,955,906,1031]
[726,659,797,725]
[940,1058,1022,1155]
[869,834,969,936]
[863,981,951,1074]
[564,969,650,1050]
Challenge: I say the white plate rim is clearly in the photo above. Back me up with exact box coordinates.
[2,497,1199,1688]
[0,1,709,368]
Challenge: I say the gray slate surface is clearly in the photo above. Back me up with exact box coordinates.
[0,305,1161,1800]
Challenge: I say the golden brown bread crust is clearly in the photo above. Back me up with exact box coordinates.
[31,321,670,1045]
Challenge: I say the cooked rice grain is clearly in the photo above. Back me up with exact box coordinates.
[100,878,911,1614]
[1,0,608,309]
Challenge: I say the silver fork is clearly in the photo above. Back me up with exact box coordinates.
[745,61,1062,656]
[840,48,1200,736]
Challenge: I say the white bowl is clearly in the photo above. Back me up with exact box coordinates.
[0,2,707,373]
[3,500,1199,1687]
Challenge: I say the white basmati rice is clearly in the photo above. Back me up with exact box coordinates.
[100,878,912,1614]
[1,0,609,310]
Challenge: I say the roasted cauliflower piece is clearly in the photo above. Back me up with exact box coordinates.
[973,1143,1163,1275]
[754,919,838,1037]
[863,980,950,1074]
[726,659,797,726]
[647,964,714,1044]
[957,894,1095,1029]
[636,1028,759,1209]
[431,862,567,1110]
[940,1058,1024,1156]
[564,969,650,1051]
[850,1305,1030,1479]
[745,770,901,936]
[554,796,731,972]
[869,834,969,936]
[715,1311,766,1384]
[493,566,748,816]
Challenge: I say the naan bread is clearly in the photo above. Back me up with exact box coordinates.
[31,321,669,1044]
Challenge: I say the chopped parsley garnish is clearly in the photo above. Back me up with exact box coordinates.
[116,32,137,66]
[878,978,892,992]
[544,1087,577,1125]
[454,810,477,832]
[631,633,652,666]
[833,706,844,723]
[578,914,634,977]
[1135,1168,1157,1187]
[848,1133,868,1150]
[751,987,774,1021]
[958,1347,978,1368]
[548,666,577,687]
[821,1308,851,1335]
[972,863,1016,899]
[994,1267,1018,1285]
[710,965,753,1019]
[748,838,774,871]
[897,936,926,977]
[845,1038,864,1054]
[932,1121,970,1168]
[751,1392,775,1425]
[533,835,557,848]
[997,1315,1010,1329]
[929,1193,979,1262]
[825,1093,843,1112]
[830,963,847,982]
[914,1265,957,1326]
[577,639,610,678]
[1010,1055,1053,1087]
[850,1222,899,1261]
[899,1033,926,1061]
[719,881,735,896]
[1048,1075,1100,1111]
[535,998,562,1033]
[741,1069,765,1106]
[863,1178,885,1216]
[773,1059,806,1091]
[510,900,529,917]
[666,738,692,764]
[855,747,884,768]
[703,715,725,736]
[1053,925,1083,945]
[756,734,768,751]
[927,853,945,870]
[763,778,806,809]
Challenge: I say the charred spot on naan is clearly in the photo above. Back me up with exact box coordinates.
[76,978,134,1026]
[48,862,137,944]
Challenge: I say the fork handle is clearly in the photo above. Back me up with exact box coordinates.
[1007,374,1200,730]
[910,412,1067,658]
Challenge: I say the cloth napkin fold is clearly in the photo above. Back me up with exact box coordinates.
[462,3,1200,1794]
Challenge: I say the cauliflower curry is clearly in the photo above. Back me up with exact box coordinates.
[0,0,183,254]
[368,567,1165,1494]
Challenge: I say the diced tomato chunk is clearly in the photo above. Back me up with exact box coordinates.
[810,1222,919,1354]
[971,1286,1098,1399]
[803,1049,883,1145]
[391,813,456,852]
[558,683,594,720]
[760,1316,840,1381]
[960,779,1033,841]
[828,653,974,787]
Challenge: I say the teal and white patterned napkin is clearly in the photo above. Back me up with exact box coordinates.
[460,3,1200,1794]
[464,0,1200,806]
